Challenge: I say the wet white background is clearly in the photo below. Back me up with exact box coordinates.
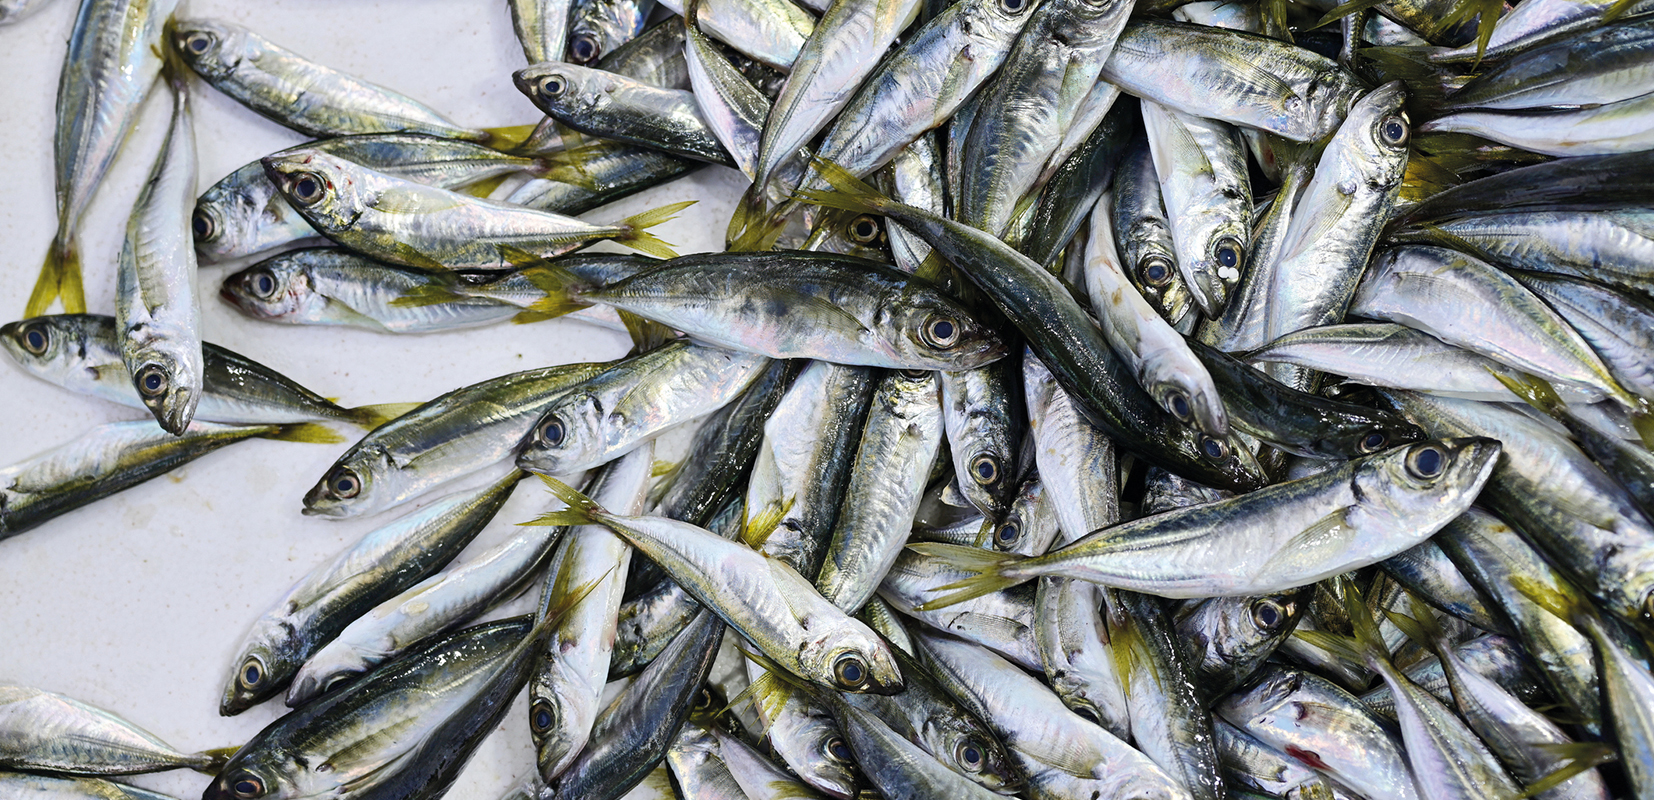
[0,1,744,797]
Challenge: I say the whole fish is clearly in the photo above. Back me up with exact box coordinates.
[302,361,606,519]
[1141,101,1252,317]
[938,360,1023,520]
[220,472,521,715]
[115,77,199,436]
[1,420,336,538]
[0,315,405,429]
[173,20,490,141]
[514,64,735,167]
[515,342,770,476]
[30,0,180,317]
[530,478,905,695]
[0,772,177,800]
[569,252,1006,369]
[262,150,690,268]
[1394,209,1654,300]
[0,687,217,774]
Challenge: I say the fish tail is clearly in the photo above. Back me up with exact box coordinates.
[190,746,240,774]
[741,496,795,549]
[1491,370,1566,415]
[1508,575,1587,627]
[1633,409,1654,451]
[729,200,796,253]
[1604,0,1638,20]
[1312,0,1387,28]
[344,402,421,431]
[906,542,1032,611]
[614,200,694,259]
[515,262,593,319]
[389,282,468,309]
[1522,743,1618,797]
[261,423,347,445]
[791,157,893,219]
[725,185,771,251]
[521,474,608,526]
[27,235,83,317]
[618,309,673,354]
[1383,594,1452,662]
[1294,577,1389,669]
[480,123,542,152]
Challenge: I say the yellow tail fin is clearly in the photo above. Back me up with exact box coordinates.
[614,200,695,259]
[346,402,422,431]
[261,422,347,445]
[905,542,1030,611]
[27,236,84,317]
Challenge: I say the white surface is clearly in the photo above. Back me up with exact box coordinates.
[0,2,744,797]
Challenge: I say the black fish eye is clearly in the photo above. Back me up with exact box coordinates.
[192,208,216,241]
[183,31,215,55]
[1251,599,1285,631]
[1379,115,1409,148]
[238,658,263,689]
[19,323,48,355]
[956,740,985,770]
[1140,256,1172,287]
[970,454,1000,486]
[999,0,1030,12]
[1167,391,1191,422]
[289,172,327,206]
[570,34,600,64]
[1406,444,1446,479]
[249,269,278,299]
[539,416,566,446]
[833,653,868,689]
[1200,435,1228,461]
[538,74,567,98]
[825,736,853,762]
[329,468,361,499]
[136,365,168,397]
[923,314,960,348]
[1359,431,1388,453]
[849,215,880,243]
[530,700,555,733]
[995,521,1019,547]
[230,777,264,799]
[1214,238,1243,271]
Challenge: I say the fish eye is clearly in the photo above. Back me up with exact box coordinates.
[833,653,869,690]
[824,736,853,762]
[1359,431,1388,454]
[247,269,279,299]
[1071,705,1099,723]
[530,700,555,733]
[288,172,327,206]
[1378,115,1409,148]
[1250,599,1286,632]
[1213,238,1243,272]
[848,215,881,244]
[136,365,169,397]
[1139,256,1173,287]
[955,739,985,772]
[192,207,217,241]
[922,314,960,348]
[1200,435,1228,461]
[1167,391,1191,422]
[238,657,264,689]
[969,454,1000,486]
[570,34,601,64]
[899,368,931,380]
[181,31,215,56]
[999,0,1030,12]
[538,416,566,446]
[1405,443,1447,479]
[230,776,264,799]
[328,468,361,499]
[538,74,567,98]
[994,520,1020,548]
[19,323,49,356]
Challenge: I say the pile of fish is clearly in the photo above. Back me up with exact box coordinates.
[2,0,1653,796]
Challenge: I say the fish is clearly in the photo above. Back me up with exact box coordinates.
[510,0,575,64]
[0,687,220,774]
[0,772,179,800]
[30,0,180,317]
[567,0,655,65]
[1141,101,1252,317]
[514,63,736,167]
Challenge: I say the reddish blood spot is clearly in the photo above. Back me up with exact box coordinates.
[1284,745,1331,771]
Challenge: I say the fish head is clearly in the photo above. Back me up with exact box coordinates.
[1213,664,1305,731]
[1315,410,1426,460]
[1350,437,1502,530]
[220,619,302,715]
[302,447,390,518]
[1302,68,1364,143]
[991,476,1057,556]
[191,166,278,261]
[1350,82,1411,181]
[512,63,606,118]
[803,626,905,696]
[261,151,365,234]
[1188,587,1312,680]
[127,343,202,436]
[173,20,249,82]
[1184,225,1248,317]
[891,291,1008,371]
[1169,423,1269,492]
[221,258,322,323]
[1,314,111,379]
[931,720,1025,794]
[515,393,607,476]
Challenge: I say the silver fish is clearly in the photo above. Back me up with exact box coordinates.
[1141,101,1252,317]
[0,687,215,774]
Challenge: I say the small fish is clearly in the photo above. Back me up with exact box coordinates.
[0,687,219,774]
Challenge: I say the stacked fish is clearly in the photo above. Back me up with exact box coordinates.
[1,0,1652,798]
